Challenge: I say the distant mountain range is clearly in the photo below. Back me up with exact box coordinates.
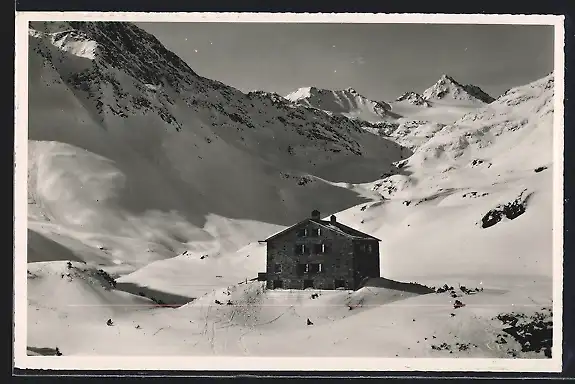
[283,74,496,123]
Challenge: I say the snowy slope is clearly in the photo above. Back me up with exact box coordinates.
[346,73,555,285]
[406,74,553,170]
[373,74,547,160]
[28,276,551,358]
[285,86,401,122]
[27,21,408,271]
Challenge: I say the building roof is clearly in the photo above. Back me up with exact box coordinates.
[261,218,381,242]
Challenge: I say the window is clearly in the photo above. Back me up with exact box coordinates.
[313,243,327,254]
[367,243,373,253]
[298,263,323,275]
[309,263,323,274]
[274,263,282,273]
[310,228,321,237]
[295,244,307,255]
[297,228,308,237]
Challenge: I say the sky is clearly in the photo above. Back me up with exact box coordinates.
[137,22,554,102]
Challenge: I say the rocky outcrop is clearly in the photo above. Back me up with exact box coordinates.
[480,189,532,229]
[396,91,431,107]
[494,308,552,358]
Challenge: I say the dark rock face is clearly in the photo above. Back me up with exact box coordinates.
[462,84,496,103]
[297,176,313,186]
[396,91,431,107]
[97,268,117,289]
[480,189,531,229]
[481,209,505,228]
[453,299,465,309]
[30,21,400,159]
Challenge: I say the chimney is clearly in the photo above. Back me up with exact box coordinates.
[330,215,337,223]
[311,210,320,220]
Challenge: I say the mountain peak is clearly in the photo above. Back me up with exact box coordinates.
[438,74,456,82]
[422,74,495,104]
[284,86,318,101]
[30,21,200,94]
[285,86,361,101]
[285,86,398,122]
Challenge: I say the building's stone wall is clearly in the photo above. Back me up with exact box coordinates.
[266,220,378,290]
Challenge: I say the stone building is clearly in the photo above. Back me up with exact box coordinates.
[261,210,381,290]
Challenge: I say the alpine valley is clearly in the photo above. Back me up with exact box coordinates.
[25,21,556,359]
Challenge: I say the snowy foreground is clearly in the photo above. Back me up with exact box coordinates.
[28,263,551,357]
[25,21,556,360]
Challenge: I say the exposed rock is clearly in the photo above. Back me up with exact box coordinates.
[453,300,465,309]
[396,91,431,107]
[480,189,532,229]
[494,308,552,358]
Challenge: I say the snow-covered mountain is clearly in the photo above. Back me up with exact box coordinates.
[421,74,496,104]
[285,86,400,122]
[284,75,495,127]
[357,76,499,148]
[27,21,409,270]
[407,73,553,170]
[24,21,556,361]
